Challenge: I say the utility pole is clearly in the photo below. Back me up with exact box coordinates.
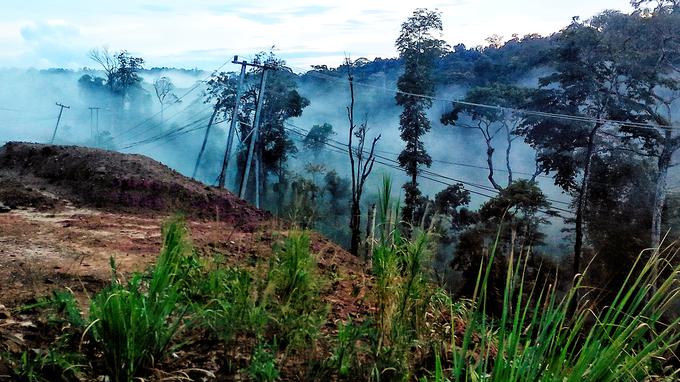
[88,107,100,146]
[191,104,220,179]
[95,108,100,146]
[365,203,376,263]
[239,67,269,201]
[217,56,247,189]
[50,102,70,144]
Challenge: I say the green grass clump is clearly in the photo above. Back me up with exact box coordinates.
[330,319,373,377]
[87,217,191,382]
[247,342,280,382]
[443,228,680,381]
[267,232,328,352]
[197,266,268,343]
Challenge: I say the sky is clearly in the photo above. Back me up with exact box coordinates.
[0,0,635,72]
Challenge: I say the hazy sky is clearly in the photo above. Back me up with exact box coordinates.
[1,0,634,71]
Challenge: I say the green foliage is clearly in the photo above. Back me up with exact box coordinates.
[247,342,280,382]
[304,123,335,153]
[88,217,191,382]
[196,267,268,343]
[239,51,310,182]
[330,320,373,377]
[12,347,84,382]
[369,177,449,380]
[395,8,445,223]
[440,225,680,381]
[268,232,327,350]
[271,232,315,304]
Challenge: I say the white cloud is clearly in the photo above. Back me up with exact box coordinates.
[0,0,634,70]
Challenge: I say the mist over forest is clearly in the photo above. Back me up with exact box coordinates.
[2,1,680,380]
[0,0,679,326]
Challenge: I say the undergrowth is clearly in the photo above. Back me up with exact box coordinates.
[2,198,678,381]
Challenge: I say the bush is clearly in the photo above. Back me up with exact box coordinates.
[88,217,191,382]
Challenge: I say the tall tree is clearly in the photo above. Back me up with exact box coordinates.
[519,20,638,284]
[395,8,447,224]
[600,5,680,250]
[89,48,146,129]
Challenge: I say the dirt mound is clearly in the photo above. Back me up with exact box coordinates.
[0,142,265,229]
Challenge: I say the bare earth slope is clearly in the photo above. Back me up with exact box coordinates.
[0,141,369,317]
[0,141,265,229]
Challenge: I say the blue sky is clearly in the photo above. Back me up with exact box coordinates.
[0,0,634,71]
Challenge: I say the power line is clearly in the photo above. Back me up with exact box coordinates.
[284,121,571,207]
[110,57,235,142]
[120,115,212,150]
[293,67,680,133]
[283,122,573,215]
[117,101,214,145]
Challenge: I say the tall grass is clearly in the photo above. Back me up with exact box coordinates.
[371,177,680,381]
[369,175,444,380]
[87,217,191,382]
[445,227,680,381]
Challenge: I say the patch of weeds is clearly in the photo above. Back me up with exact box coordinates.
[9,343,85,382]
[267,232,328,353]
[87,217,192,382]
[198,267,268,342]
[247,342,279,382]
[18,290,85,328]
[330,319,373,378]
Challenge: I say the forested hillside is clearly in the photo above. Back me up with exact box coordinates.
[1,1,679,380]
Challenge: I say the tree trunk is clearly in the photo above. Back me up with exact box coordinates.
[350,201,361,256]
[505,135,513,186]
[651,142,672,250]
[572,124,599,311]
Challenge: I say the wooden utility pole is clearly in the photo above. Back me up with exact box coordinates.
[254,152,261,208]
[192,104,221,179]
[50,102,70,144]
[239,67,269,201]
[365,203,377,262]
[218,56,247,189]
[89,107,100,146]
[95,107,100,146]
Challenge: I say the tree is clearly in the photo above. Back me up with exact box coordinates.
[395,8,447,224]
[89,47,118,92]
[88,48,147,130]
[324,170,351,217]
[153,76,179,123]
[303,123,335,154]
[519,19,638,285]
[441,84,540,191]
[90,48,144,98]
[346,60,381,256]
[599,5,680,251]
[479,180,555,258]
[433,184,472,228]
[583,150,656,299]
[451,180,553,315]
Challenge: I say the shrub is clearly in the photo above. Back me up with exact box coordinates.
[88,217,191,382]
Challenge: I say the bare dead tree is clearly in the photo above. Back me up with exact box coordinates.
[347,60,381,256]
[153,76,179,123]
[89,47,118,91]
